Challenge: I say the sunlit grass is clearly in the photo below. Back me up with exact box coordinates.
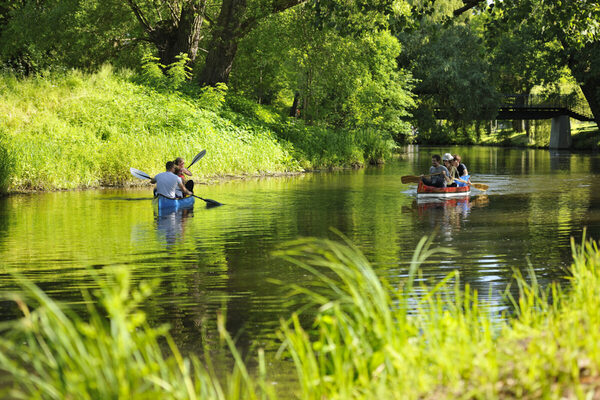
[0,66,300,192]
[2,234,600,398]
[0,268,271,400]
[0,67,397,193]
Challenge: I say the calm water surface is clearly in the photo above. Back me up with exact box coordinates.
[1,145,600,368]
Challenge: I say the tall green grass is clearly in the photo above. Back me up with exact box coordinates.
[0,268,271,400]
[0,66,300,192]
[0,67,398,193]
[2,235,600,398]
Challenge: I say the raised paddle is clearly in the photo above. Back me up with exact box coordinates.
[187,149,206,169]
[129,167,223,207]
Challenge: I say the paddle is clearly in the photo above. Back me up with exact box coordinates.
[400,173,488,191]
[192,194,223,207]
[187,149,206,169]
[129,167,223,207]
[401,173,442,184]
[470,183,489,191]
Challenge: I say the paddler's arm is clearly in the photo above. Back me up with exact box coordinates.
[178,181,192,197]
[181,167,192,177]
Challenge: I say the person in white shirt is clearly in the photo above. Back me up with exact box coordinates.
[151,161,192,199]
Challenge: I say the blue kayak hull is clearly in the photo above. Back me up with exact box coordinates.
[153,196,195,212]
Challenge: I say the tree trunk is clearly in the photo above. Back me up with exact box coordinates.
[579,80,600,127]
[152,2,205,66]
[128,0,206,67]
[197,0,247,85]
[197,0,302,86]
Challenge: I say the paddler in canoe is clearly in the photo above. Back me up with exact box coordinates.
[442,153,471,188]
[151,161,193,199]
[421,154,451,188]
[452,154,471,187]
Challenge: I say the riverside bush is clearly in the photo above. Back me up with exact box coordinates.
[0,66,403,192]
[0,66,302,191]
[2,234,600,398]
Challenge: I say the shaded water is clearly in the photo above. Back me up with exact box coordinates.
[1,146,599,363]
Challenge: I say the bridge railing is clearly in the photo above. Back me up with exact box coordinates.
[500,94,593,120]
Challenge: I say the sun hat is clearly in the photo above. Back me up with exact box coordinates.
[442,153,454,161]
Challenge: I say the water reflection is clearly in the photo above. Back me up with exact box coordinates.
[154,208,193,245]
[411,195,490,240]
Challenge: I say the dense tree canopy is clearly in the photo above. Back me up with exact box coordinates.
[488,0,600,125]
[0,0,598,143]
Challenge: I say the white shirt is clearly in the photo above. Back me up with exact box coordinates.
[154,171,182,199]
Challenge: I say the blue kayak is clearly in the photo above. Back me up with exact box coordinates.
[152,196,195,212]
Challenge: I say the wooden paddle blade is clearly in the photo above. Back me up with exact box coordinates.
[471,183,489,191]
[130,167,151,180]
[187,149,206,169]
[401,175,421,184]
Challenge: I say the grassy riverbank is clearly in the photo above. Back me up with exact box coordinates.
[1,234,600,399]
[0,66,395,193]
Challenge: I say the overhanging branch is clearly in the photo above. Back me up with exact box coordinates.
[453,0,486,17]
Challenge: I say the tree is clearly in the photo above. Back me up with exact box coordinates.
[488,0,600,126]
[0,0,142,71]
[232,3,414,137]
[394,0,498,141]
[125,0,208,67]
[197,0,303,86]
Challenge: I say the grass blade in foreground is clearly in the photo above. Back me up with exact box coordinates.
[0,268,267,400]
[276,235,600,399]
[2,235,600,398]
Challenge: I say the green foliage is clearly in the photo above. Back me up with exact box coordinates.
[233,7,415,141]
[488,0,600,124]
[353,128,395,165]
[141,53,193,92]
[0,267,269,399]
[0,131,11,193]
[0,0,142,71]
[198,83,228,112]
[167,53,193,91]
[0,68,301,191]
[398,22,499,136]
[141,54,165,86]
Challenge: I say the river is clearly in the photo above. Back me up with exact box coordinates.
[0,145,599,375]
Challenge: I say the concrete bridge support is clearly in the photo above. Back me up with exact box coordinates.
[549,115,571,149]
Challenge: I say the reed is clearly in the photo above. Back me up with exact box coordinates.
[276,234,600,399]
[2,234,600,398]
[0,268,270,399]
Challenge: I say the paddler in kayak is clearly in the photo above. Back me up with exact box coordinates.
[174,157,194,195]
[151,161,192,199]
[421,154,450,188]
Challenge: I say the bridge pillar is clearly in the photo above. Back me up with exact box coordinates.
[549,115,571,149]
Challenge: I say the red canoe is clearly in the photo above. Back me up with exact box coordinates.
[417,181,470,198]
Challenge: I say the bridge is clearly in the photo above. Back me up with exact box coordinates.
[435,94,596,149]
